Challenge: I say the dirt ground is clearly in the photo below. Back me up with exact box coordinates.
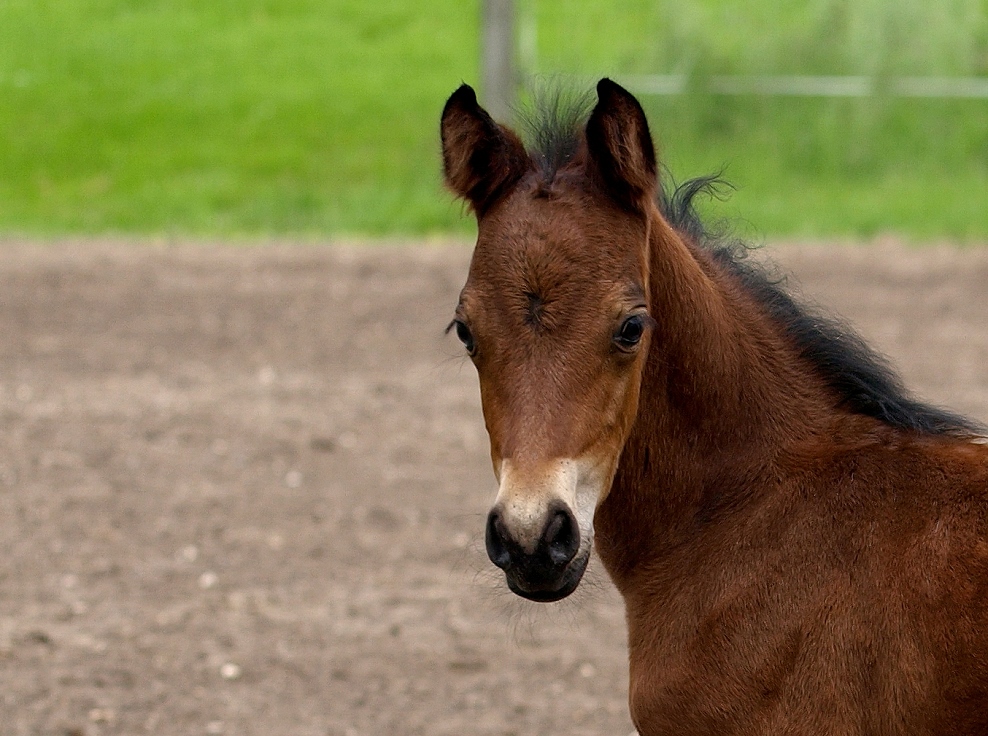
[1,239,986,736]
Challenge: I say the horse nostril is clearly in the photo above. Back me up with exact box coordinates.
[543,508,580,566]
[485,509,512,570]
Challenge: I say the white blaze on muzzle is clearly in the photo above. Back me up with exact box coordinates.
[493,456,609,556]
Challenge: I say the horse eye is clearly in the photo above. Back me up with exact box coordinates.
[615,315,646,350]
[454,320,476,355]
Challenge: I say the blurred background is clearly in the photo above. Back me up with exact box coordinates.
[2,3,988,734]
[1,0,986,240]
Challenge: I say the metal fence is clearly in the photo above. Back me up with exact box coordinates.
[480,0,988,118]
[612,74,988,99]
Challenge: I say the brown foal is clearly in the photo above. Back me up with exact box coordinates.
[440,78,988,734]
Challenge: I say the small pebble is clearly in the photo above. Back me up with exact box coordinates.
[88,707,115,723]
[199,571,218,589]
[70,600,89,616]
[220,662,242,681]
[258,366,276,385]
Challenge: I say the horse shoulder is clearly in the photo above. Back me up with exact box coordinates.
[625,431,988,734]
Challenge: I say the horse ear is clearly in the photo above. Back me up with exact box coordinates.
[585,78,657,211]
[440,84,529,216]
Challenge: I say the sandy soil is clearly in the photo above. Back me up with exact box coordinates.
[0,240,986,736]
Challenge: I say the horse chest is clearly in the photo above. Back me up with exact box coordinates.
[622,580,985,736]
[624,599,819,735]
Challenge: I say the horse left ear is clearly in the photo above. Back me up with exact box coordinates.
[440,84,529,216]
[585,78,657,212]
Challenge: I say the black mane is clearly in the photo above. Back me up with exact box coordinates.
[517,84,594,184]
[660,176,982,438]
[517,97,981,438]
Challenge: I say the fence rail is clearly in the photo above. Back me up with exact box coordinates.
[611,74,988,99]
[485,5,988,112]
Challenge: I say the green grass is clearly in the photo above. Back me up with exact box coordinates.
[0,1,987,238]
[0,0,476,235]
[644,95,988,239]
[528,0,988,240]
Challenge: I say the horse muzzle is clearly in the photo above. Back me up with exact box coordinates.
[485,501,590,601]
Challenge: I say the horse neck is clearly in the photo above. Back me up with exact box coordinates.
[595,213,831,584]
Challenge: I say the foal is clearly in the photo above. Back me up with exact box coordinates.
[441,79,988,734]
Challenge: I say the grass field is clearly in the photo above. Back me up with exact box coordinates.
[0,0,986,238]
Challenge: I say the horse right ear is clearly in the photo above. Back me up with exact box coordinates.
[440,84,529,216]
[585,78,658,212]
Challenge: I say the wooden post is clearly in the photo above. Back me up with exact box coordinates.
[481,0,516,122]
